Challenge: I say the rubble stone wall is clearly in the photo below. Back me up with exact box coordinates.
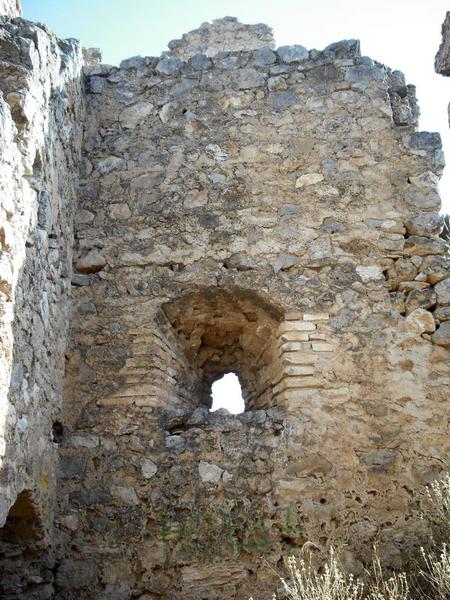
[0,16,84,599]
[0,0,21,19]
[436,11,450,126]
[53,21,450,600]
[0,13,448,600]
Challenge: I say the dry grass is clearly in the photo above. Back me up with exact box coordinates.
[252,474,450,600]
[419,544,450,599]
[279,550,364,600]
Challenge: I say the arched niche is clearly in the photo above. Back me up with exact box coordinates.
[161,286,284,411]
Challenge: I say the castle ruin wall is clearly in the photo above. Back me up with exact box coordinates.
[57,20,449,600]
[436,11,450,126]
[0,0,21,20]
[0,13,449,600]
[0,13,84,597]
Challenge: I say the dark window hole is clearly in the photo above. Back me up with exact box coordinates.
[52,421,64,444]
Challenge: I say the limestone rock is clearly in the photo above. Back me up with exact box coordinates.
[233,68,265,89]
[431,321,450,346]
[404,212,444,237]
[119,102,154,128]
[434,305,450,321]
[276,45,309,63]
[156,56,183,75]
[420,255,449,284]
[198,461,223,483]
[434,278,450,304]
[82,47,102,67]
[405,287,437,314]
[253,46,277,66]
[111,485,139,505]
[404,236,448,256]
[435,12,450,126]
[404,308,436,334]
[435,12,450,75]
[271,91,300,110]
[168,17,274,59]
[141,459,158,479]
[108,203,131,219]
[74,250,106,274]
[0,0,21,18]
[295,173,324,188]
[97,156,126,174]
[323,39,360,58]
[356,265,384,283]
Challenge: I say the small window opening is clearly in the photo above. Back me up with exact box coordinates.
[52,421,64,444]
[210,373,245,414]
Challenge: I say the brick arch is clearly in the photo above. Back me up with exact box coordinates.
[162,286,284,410]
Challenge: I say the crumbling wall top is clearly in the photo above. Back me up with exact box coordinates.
[435,11,450,75]
[167,16,274,59]
[0,0,21,18]
[82,47,103,67]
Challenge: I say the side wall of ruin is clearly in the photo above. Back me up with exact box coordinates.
[0,0,21,20]
[0,14,84,598]
[436,11,450,126]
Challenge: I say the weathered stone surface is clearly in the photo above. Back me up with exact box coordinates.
[276,44,309,63]
[108,202,131,219]
[295,173,324,188]
[434,278,450,304]
[434,305,450,321]
[435,12,450,76]
[155,55,183,75]
[420,255,449,284]
[198,461,224,483]
[0,0,20,18]
[431,321,450,346]
[74,250,106,273]
[436,12,450,125]
[271,91,300,109]
[405,287,437,314]
[356,265,384,283]
[141,459,158,479]
[119,101,154,128]
[233,68,265,89]
[404,236,448,256]
[404,212,444,236]
[168,17,274,59]
[82,47,102,66]
[0,14,84,593]
[1,13,449,600]
[345,63,384,87]
[253,45,277,66]
[404,308,436,334]
[323,39,360,58]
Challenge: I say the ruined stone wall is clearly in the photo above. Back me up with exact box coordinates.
[0,0,21,19]
[436,11,450,126]
[0,16,84,598]
[52,21,450,600]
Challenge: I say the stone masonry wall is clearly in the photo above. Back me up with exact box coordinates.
[0,15,84,599]
[0,0,21,19]
[436,11,450,126]
[51,20,450,600]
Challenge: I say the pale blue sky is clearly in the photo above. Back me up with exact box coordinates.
[22,0,450,211]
